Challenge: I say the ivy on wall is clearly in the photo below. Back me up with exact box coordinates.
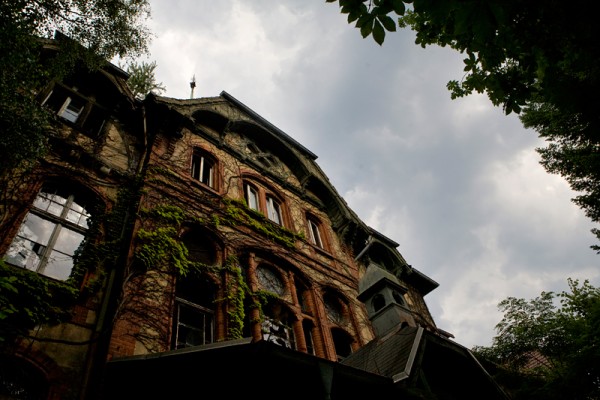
[0,261,78,343]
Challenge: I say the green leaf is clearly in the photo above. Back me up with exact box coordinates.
[391,0,406,15]
[373,19,386,45]
[359,18,374,38]
[379,15,397,32]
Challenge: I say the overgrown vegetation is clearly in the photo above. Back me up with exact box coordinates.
[472,279,600,400]
[0,0,151,173]
[0,261,78,343]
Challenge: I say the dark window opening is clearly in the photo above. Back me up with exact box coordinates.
[171,275,216,350]
[0,355,49,400]
[331,328,353,361]
[373,293,386,312]
[303,320,315,355]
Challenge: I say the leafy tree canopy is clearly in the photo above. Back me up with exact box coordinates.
[327,0,600,249]
[0,0,151,172]
[124,60,166,100]
[472,279,600,400]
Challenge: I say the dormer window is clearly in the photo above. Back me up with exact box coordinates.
[59,97,85,123]
[41,83,107,138]
[191,149,216,188]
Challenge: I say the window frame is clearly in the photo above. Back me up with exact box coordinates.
[41,82,108,138]
[266,195,282,225]
[245,183,260,211]
[3,185,93,281]
[307,217,324,248]
[172,296,215,349]
[242,179,287,227]
[190,149,217,189]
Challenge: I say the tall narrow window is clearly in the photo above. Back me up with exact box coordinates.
[245,184,259,211]
[171,273,216,350]
[4,185,92,281]
[303,320,315,355]
[191,151,215,188]
[266,196,282,225]
[308,218,323,248]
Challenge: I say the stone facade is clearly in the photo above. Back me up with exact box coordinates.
[0,44,440,399]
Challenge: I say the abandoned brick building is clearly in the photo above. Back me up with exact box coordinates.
[0,38,509,399]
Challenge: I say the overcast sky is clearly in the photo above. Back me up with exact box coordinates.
[141,0,599,349]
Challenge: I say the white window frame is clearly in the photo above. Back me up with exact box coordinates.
[246,184,259,211]
[172,297,214,349]
[4,187,90,281]
[58,97,84,123]
[266,196,282,225]
[191,152,215,188]
[308,219,323,248]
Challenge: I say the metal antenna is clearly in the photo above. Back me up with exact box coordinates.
[190,75,196,99]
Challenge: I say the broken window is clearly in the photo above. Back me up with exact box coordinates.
[331,328,353,361]
[171,232,218,349]
[261,303,295,349]
[171,275,216,349]
[324,291,347,325]
[42,83,108,138]
[172,298,214,349]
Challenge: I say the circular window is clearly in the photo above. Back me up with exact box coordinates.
[256,265,285,295]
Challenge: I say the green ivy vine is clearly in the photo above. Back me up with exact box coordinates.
[221,198,304,249]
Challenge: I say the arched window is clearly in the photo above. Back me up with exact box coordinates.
[256,264,285,296]
[392,290,406,306]
[372,293,386,312]
[265,195,282,225]
[4,183,95,281]
[191,149,217,189]
[323,291,347,325]
[306,213,327,250]
[0,355,48,399]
